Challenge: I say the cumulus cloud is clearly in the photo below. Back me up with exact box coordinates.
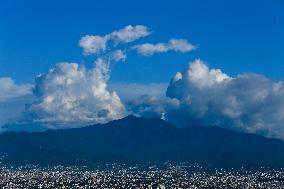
[79,25,150,55]
[165,59,284,139]
[133,38,196,56]
[26,59,125,129]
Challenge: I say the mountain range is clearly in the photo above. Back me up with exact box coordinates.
[1,115,284,167]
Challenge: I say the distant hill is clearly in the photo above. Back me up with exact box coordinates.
[1,115,284,167]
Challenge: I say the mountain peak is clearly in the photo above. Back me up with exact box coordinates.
[105,115,175,131]
[123,114,138,120]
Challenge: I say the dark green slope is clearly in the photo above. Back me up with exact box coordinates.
[1,115,284,167]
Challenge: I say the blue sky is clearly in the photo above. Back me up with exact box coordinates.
[1,0,284,84]
[1,0,284,138]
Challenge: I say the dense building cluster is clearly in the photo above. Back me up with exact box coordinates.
[0,163,284,188]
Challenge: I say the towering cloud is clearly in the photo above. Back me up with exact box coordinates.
[166,59,284,139]
[134,38,196,56]
[26,60,125,129]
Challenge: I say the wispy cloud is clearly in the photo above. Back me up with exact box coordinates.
[79,25,150,55]
[133,38,196,56]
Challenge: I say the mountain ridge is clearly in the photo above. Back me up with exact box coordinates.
[1,115,284,167]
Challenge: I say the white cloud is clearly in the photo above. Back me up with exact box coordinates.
[0,96,34,127]
[0,77,32,102]
[0,77,33,127]
[127,95,179,120]
[134,43,168,56]
[26,59,125,129]
[166,59,284,139]
[79,35,108,55]
[186,59,231,88]
[108,82,179,121]
[109,25,151,44]
[79,25,150,55]
[168,39,197,52]
[134,38,196,56]
[109,82,178,121]
[110,50,127,62]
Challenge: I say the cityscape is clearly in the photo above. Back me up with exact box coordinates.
[1,1,284,188]
[0,163,284,188]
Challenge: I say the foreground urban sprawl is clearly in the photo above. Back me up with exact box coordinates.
[0,163,284,188]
